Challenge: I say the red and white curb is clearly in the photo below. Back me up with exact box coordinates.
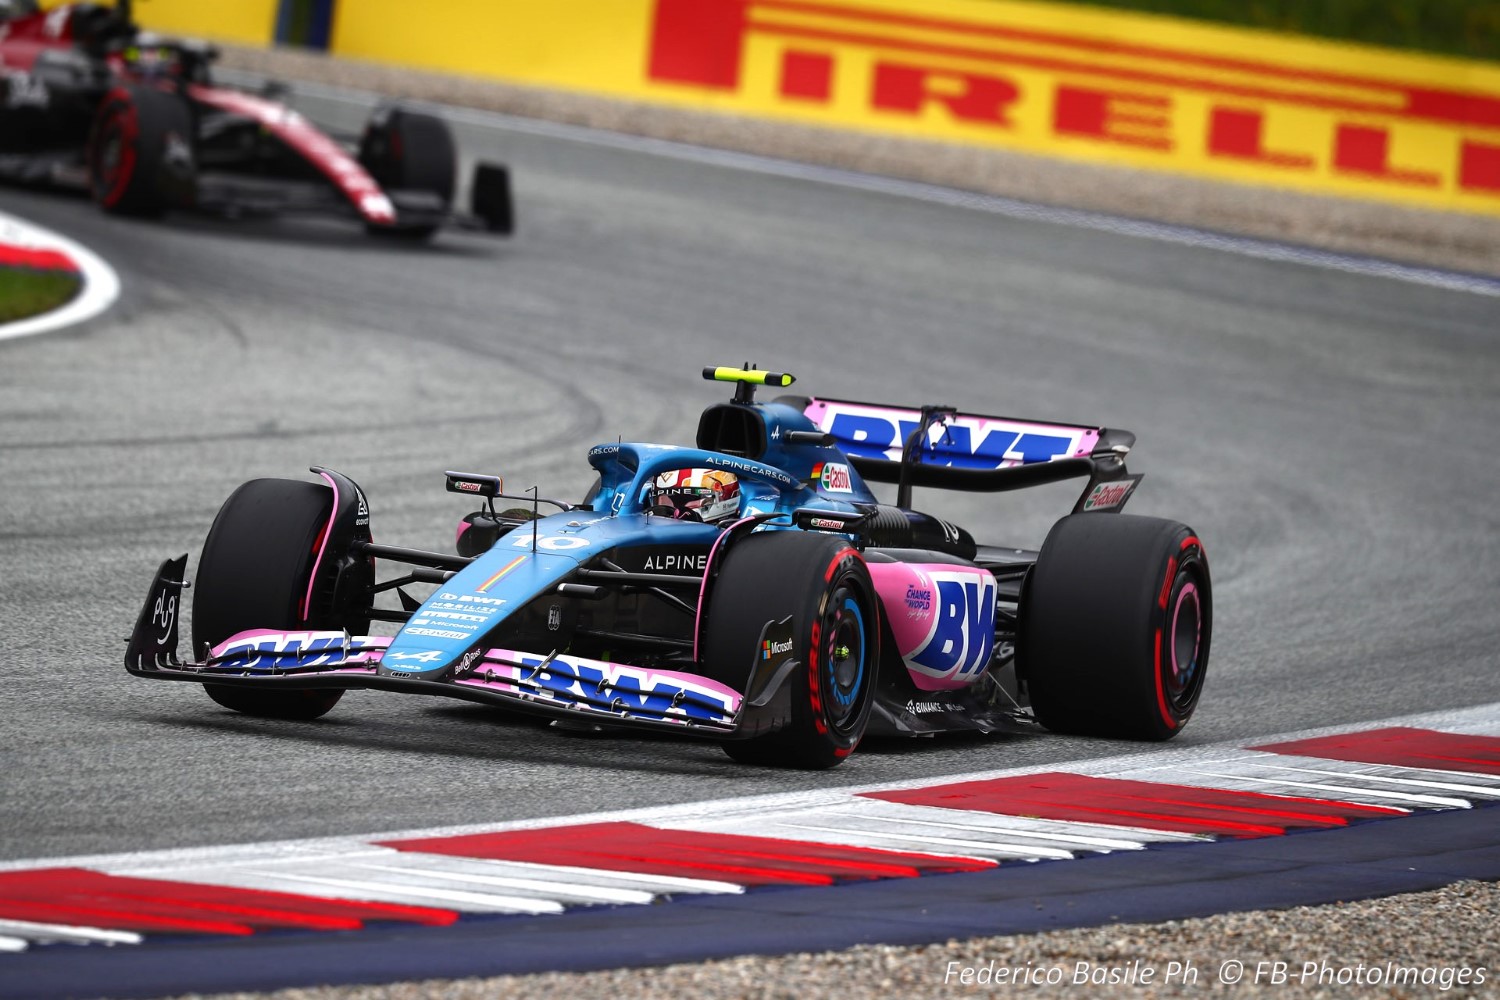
[1,704,1497,954]
[0,210,119,343]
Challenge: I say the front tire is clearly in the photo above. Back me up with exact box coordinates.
[87,84,195,217]
[705,532,879,769]
[1021,514,1211,740]
[193,478,352,720]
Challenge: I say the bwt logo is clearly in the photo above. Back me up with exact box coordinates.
[215,631,375,670]
[908,571,997,681]
[825,409,1077,469]
[646,0,1500,199]
[510,653,736,723]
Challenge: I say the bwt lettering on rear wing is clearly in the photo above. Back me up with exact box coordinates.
[801,398,1138,506]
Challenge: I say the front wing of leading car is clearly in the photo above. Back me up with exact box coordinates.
[124,557,743,737]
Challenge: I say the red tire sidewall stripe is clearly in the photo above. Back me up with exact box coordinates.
[97,92,140,208]
[1153,625,1177,730]
[1155,535,1207,729]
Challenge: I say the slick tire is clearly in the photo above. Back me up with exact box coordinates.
[358,105,454,240]
[1020,514,1211,741]
[193,478,346,720]
[87,84,195,217]
[707,532,879,769]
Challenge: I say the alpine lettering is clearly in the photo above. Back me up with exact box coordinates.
[642,553,708,572]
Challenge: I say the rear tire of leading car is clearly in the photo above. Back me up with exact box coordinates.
[193,478,349,721]
[87,85,195,217]
[706,532,879,769]
[1020,514,1210,741]
[358,105,455,241]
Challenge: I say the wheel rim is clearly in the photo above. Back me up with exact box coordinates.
[1165,572,1204,711]
[821,585,868,734]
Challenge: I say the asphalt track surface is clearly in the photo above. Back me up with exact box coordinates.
[2,92,1498,868]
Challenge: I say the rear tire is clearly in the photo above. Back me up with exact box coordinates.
[706,532,879,769]
[358,105,455,241]
[87,84,195,217]
[1021,514,1210,740]
[193,478,349,720]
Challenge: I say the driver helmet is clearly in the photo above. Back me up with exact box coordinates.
[647,469,740,524]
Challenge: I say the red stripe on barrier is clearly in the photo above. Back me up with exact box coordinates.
[864,772,1403,837]
[1254,727,1500,776]
[382,821,994,886]
[0,245,79,272]
[0,868,458,936]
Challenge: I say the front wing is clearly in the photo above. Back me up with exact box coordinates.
[125,558,744,737]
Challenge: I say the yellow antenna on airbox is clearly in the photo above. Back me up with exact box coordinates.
[703,364,795,404]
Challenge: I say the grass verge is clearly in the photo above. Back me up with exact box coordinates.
[0,268,82,325]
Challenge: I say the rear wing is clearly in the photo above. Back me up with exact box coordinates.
[798,397,1139,511]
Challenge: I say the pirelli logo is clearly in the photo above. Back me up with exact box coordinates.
[646,0,1500,212]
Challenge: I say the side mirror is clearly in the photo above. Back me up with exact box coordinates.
[445,471,503,498]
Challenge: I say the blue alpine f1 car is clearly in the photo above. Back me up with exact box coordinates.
[125,367,1211,768]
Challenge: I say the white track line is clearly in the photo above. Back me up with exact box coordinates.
[0,919,141,946]
[0,210,119,342]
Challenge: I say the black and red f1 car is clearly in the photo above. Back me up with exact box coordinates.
[126,366,1213,769]
[0,0,511,238]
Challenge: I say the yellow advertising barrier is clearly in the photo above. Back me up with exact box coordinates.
[132,0,280,47]
[220,0,1500,217]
